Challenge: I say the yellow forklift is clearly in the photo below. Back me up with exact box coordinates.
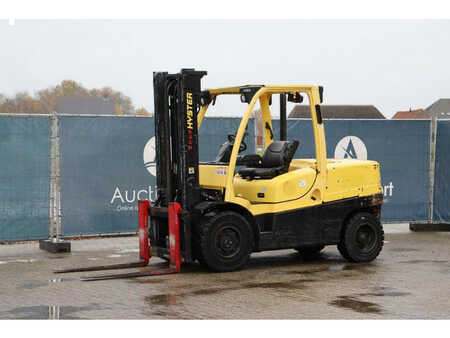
[56,69,384,280]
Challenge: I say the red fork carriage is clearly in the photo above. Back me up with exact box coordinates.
[55,201,182,281]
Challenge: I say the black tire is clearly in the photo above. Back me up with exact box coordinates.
[295,245,325,256]
[196,211,253,272]
[338,212,384,262]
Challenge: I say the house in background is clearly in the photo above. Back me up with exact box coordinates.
[288,105,385,119]
[392,99,450,120]
[57,97,118,115]
[425,99,450,119]
[392,109,430,119]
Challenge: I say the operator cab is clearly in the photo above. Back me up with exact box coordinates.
[198,85,320,203]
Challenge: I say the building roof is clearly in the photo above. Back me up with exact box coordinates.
[288,105,385,119]
[425,99,450,119]
[392,109,430,119]
[57,97,116,115]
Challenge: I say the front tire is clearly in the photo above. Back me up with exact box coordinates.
[338,212,384,262]
[197,211,253,272]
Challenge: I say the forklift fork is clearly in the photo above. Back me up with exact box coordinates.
[54,201,182,281]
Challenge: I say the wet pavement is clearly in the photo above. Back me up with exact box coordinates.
[0,224,449,319]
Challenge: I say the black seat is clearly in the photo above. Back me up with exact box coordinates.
[238,140,299,180]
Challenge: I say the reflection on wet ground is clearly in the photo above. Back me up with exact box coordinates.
[329,290,412,314]
[20,278,74,290]
[389,248,420,252]
[399,260,448,264]
[0,258,37,264]
[0,303,102,319]
[330,296,382,314]
[1,227,449,319]
[146,278,318,306]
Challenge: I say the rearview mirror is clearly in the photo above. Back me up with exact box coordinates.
[287,92,303,103]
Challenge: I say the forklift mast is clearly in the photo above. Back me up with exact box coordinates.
[152,69,207,263]
[153,69,206,210]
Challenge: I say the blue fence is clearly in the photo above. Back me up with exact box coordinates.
[0,115,448,242]
[272,119,431,222]
[58,116,254,236]
[59,116,156,236]
[433,120,450,223]
[0,116,50,242]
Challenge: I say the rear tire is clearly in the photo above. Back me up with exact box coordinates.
[197,211,253,272]
[338,212,384,262]
[295,245,325,256]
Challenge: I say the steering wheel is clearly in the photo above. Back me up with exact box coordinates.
[227,134,247,153]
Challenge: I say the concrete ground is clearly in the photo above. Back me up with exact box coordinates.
[0,224,448,319]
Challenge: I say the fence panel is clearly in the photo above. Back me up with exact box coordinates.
[59,116,252,236]
[1,116,433,240]
[59,116,155,236]
[0,116,50,242]
[433,120,450,223]
[272,119,431,222]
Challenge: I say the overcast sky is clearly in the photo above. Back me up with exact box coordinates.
[1,20,449,118]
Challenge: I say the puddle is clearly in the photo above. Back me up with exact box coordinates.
[329,289,411,314]
[107,254,123,258]
[359,291,411,297]
[147,293,180,306]
[116,248,139,253]
[390,248,419,252]
[272,263,370,275]
[399,260,448,264]
[271,268,327,275]
[20,281,49,290]
[0,259,36,265]
[48,277,72,284]
[329,296,382,314]
[151,309,189,319]
[129,278,165,284]
[20,278,74,290]
[0,303,102,319]
[145,278,316,306]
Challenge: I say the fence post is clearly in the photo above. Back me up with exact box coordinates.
[39,113,70,252]
[49,113,59,238]
[410,115,450,231]
[429,115,437,223]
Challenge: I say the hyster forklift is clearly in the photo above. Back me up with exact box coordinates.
[56,69,384,281]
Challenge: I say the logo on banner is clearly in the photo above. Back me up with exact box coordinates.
[143,137,156,176]
[335,136,367,160]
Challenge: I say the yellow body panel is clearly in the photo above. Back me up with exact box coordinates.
[199,164,228,190]
[199,158,382,216]
[233,167,316,204]
[324,159,382,202]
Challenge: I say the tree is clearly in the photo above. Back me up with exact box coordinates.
[0,94,4,113]
[1,80,140,115]
[135,107,152,116]
[89,87,134,114]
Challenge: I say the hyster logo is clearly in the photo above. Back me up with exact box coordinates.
[143,136,156,176]
[334,136,367,160]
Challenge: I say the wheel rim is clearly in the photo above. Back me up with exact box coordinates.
[215,224,242,259]
[355,224,377,252]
